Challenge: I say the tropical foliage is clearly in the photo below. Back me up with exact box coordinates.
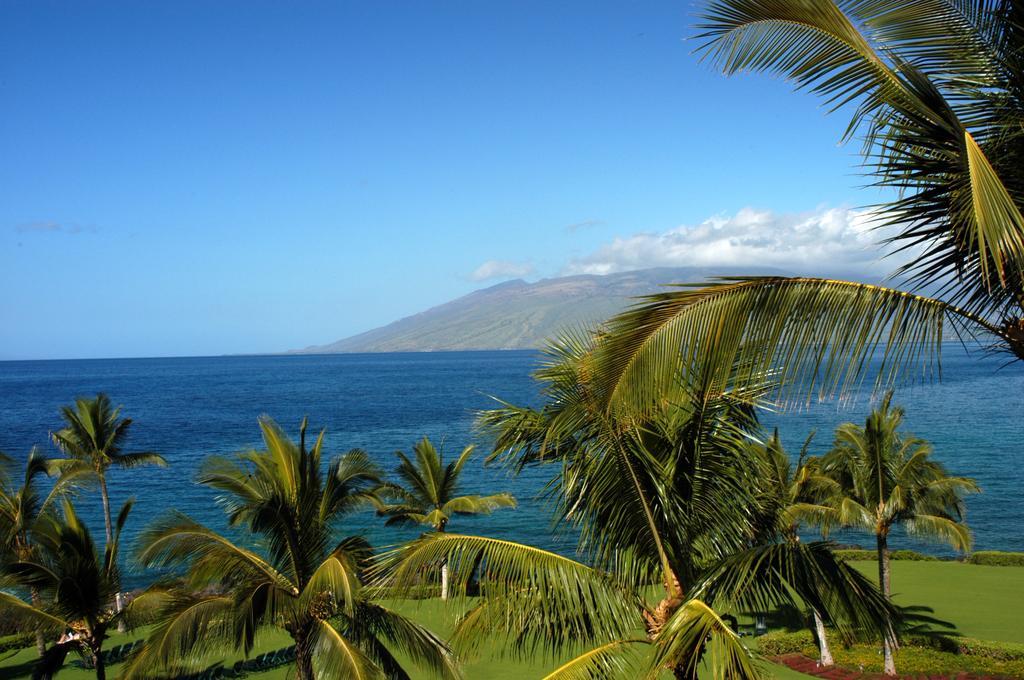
[811,393,979,673]
[746,431,838,666]
[374,332,897,679]
[0,449,81,657]
[579,0,1024,421]
[50,394,166,620]
[376,436,516,598]
[0,498,135,680]
[130,416,459,680]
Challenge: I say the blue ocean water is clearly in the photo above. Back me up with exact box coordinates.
[0,349,1020,587]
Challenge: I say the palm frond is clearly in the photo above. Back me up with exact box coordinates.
[590,277,1000,415]
[696,541,898,642]
[122,590,242,678]
[372,533,642,656]
[540,639,650,680]
[135,512,297,594]
[110,451,168,469]
[311,618,386,680]
[648,599,763,680]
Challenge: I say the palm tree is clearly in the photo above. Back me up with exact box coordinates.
[376,437,516,599]
[0,449,82,657]
[374,333,896,679]
[749,431,839,667]
[573,1,1024,423]
[816,392,979,674]
[131,416,458,680]
[0,497,135,680]
[50,394,166,618]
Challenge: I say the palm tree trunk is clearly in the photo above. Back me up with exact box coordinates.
[436,521,450,601]
[98,475,126,629]
[30,587,46,657]
[293,626,315,680]
[877,533,896,676]
[90,640,106,680]
[812,609,834,667]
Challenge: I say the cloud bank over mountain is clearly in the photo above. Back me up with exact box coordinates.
[564,207,894,277]
[469,259,535,281]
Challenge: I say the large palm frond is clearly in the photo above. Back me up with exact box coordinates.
[695,541,898,642]
[696,0,1024,316]
[649,599,763,680]
[589,277,1006,416]
[371,533,643,657]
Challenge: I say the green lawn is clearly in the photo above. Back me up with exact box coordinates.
[2,561,1019,680]
[849,560,1024,644]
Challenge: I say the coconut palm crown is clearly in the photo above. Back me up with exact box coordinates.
[376,437,516,534]
[131,416,459,680]
[50,394,166,548]
[578,0,1024,423]
[818,392,979,578]
[815,392,979,674]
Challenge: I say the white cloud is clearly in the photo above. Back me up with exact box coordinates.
[563,207,900,276]
[468,259,534,282]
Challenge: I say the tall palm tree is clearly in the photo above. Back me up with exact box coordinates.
[0,449,82,657]
[0,498,135,680]
[131,416,458,680]
[50,394,166,618]
[376,437,516,599]
[375,333,896,680]
[576,1,1024,422]
[816,392,979,674]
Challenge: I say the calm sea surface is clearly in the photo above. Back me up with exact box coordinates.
[0,349,1020,587]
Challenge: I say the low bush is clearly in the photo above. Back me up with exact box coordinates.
[833,549,939,562]
[759,629,1024,676]
[955,638,1024,661]
[967,551,1024,567]
[0,634,33,654]
[756,630,815,656]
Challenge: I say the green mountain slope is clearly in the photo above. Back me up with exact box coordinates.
[296,266,791,353]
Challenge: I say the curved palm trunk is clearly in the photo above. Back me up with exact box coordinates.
[877,533,896,676]
[98,474,126,629]
[812,609,834,667]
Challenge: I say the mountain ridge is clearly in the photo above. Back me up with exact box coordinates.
[294,266,795,354]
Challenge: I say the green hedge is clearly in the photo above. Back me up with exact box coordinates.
[757,630,815,656]
[0,634,33,654]
[967,551,1024,566]
[757,630,1024,676]
[833,549,939,562]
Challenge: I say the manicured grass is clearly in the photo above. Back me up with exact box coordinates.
[3,561,1018,679]
[849,560,1024,644]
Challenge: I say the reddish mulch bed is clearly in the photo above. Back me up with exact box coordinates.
[772,653,1018,680]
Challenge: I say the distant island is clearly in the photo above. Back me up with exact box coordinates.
[293,266,793,353]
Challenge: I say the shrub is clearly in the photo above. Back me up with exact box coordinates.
[955,637,1024,661]
[0,634,33,654]
[759,629,1024,676]
[967,551,1024,567]
[756,630,816,656]
[834,548,939,562]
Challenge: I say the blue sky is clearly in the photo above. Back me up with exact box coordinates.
[2,1,883,360]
